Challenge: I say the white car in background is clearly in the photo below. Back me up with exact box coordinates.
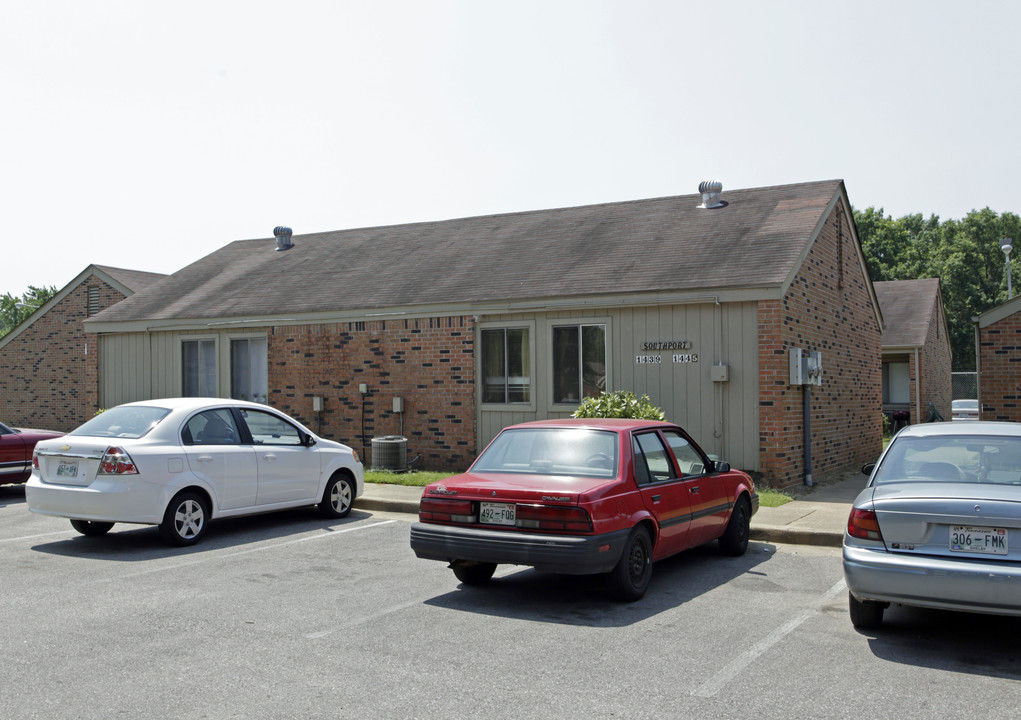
[27,398,364,546]
[951,399,979,421]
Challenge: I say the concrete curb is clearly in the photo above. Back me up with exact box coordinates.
[357,482,853,549]
[750,525,844,548]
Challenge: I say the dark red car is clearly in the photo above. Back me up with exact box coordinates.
[0,421,64,485]
[410,418,758,600]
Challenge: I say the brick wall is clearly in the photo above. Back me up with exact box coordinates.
[758,202,883,488]
[0,276,124,431]
[268,316,476,470]
[979,313,1021,421]
[914,295,953,421]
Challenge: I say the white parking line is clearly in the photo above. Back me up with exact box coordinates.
[0,530,75,543]
[94,519,397,582]
[306,598,423,639]
[692,578,847,698]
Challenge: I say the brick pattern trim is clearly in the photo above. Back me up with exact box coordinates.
[757,203,883,488]
[0,278,123,431]
[979,313,1021,421]
[268,317,476,470]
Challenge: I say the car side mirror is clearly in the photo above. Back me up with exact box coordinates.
[861,462,875,475]
[302,433,317,447]
[713,461,730,473]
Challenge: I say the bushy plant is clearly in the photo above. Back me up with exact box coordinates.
[572,391,665,420]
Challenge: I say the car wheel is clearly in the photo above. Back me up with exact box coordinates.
[606,525,653,601]
[718,495,751,556]
[318,473,354,519]
[452,562,497,585]
[158,491,208,546]
[70,519,114,537]
[848,592,886,629]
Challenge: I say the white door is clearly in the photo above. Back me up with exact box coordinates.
[182,409,258,510]
[237,408,321,505]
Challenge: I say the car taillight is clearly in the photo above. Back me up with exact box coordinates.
[98,446,139,476]
[847,508,882,541]
[32,451,40,470]
[419,498,474,523]
[516,505,593,532]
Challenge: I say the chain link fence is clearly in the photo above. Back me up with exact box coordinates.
[952,372,977,400]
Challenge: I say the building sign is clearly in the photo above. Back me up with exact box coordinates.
[641,340,692,351]
[635,340,698,365]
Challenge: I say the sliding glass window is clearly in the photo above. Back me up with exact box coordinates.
[553,324,606,404]
[481,328,531,404]
[182,339,216,397]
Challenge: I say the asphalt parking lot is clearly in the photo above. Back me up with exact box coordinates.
[3,484,1020,720]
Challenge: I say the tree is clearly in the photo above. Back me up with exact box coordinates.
[0,285,58,338]
[854,206,1021,371]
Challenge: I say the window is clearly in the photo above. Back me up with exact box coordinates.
[481,328,530,403]
[553,324,606,404]
[662,431,707,475]
[182,339,216,397]
[70,405,171,439]
[183,409,241,446]
[231,338,268,403]
[240,408,302,446]
[632,433,676,484]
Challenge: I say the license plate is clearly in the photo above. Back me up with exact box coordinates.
[479,502,516,526]
[56,460,79,478]
[950,525,1008,555]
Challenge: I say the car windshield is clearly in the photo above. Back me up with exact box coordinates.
[873,435,1021,486]
[471,427,618,478]
[69,406,171,439]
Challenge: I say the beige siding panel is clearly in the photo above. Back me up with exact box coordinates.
[98,333,151,407]
[476,302,760,470]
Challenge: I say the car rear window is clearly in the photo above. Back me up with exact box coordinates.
[874,435,1021,486]
[69,406,171,439]
[472,427,618,478]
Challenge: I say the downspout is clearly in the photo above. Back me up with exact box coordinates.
[803,383,813,487]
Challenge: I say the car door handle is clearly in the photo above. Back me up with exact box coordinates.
[689,486,700,494]
[651,495,661,503]
[263,453,278,462]
[196,455,213,463]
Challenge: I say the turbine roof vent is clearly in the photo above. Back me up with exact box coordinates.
[697,180,727,210]
[274,226,294,251]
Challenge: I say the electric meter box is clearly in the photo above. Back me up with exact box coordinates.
[789,348,823,386]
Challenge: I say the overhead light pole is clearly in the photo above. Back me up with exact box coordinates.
[14,302,40,310]
[1002,238,1014,300]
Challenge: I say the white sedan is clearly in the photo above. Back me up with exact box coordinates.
[26,398,364,546]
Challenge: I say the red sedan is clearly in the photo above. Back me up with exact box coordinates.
[410,418,758,601]
[0,421,63,485]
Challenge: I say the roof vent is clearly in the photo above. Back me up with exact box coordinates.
[697,180,726,209]
[274,226,294,251]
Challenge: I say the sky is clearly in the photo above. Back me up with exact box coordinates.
[3,0,1020,297]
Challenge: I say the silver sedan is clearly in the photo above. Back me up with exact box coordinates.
[843,421,1021,628]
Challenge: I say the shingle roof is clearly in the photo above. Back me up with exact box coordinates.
[89,180,845,323]
[874,278,942,348]
[93,265,168,292]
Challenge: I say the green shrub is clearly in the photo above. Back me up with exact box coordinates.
[572,391,665,420]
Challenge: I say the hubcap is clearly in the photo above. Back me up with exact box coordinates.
[331,481,351,511]
[175,500,204,538]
